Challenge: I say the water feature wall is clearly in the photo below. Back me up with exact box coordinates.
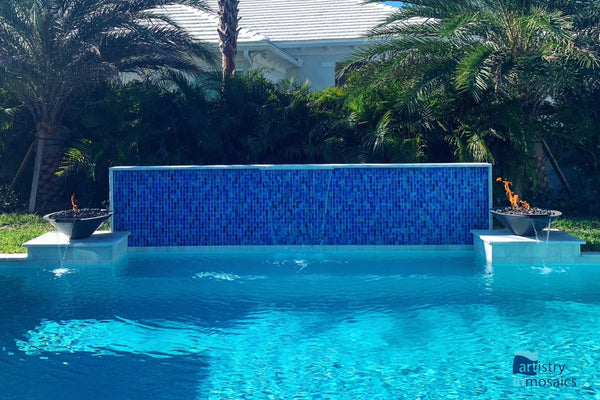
[109,164,492,247]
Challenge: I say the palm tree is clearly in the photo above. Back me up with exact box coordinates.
[347,0,598,192]
[218,0,240,80]
[0,0,215,211]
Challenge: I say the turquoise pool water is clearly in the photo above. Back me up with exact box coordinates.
[1,251,599,399]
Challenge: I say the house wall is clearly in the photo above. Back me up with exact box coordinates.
[234,43,361,90]
[283,45,360,89]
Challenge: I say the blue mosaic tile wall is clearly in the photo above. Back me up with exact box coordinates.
[110,164,491,246]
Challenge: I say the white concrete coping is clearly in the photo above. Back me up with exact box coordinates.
[472,229,586,245]
[22,231,129,248]
[0,253,28,260]
[0,253,29,267]
[110,163,491,171]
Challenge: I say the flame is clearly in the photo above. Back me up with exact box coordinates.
[496,177,530,211]
[71,193,78,213]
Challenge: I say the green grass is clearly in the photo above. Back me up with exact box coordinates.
[0,213,112,254]
[552,218,600,252]
[0,213,53,254]
[1,213,600,254]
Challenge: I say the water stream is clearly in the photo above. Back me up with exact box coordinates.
[54,231,70,269]
[531,217,556,272]
[319,169,333,245]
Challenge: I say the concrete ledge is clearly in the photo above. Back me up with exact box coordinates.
[0,253,30,267]
[20,231,130,266]
[576,252,600,264]
[472,229,585,265]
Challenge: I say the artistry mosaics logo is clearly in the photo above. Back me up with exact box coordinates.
[512,351,576,388]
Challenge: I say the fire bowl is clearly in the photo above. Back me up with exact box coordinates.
[44,209,113,240]
[490,207,562,236]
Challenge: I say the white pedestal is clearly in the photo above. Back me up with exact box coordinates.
[22,231,129,266]
[472,229,585,265]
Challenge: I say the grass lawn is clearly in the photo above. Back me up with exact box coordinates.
[0,213,52,254]
[1,213,600,254]
[552,218,600,252]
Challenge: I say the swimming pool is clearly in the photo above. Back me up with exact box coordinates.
[1,251,599,399]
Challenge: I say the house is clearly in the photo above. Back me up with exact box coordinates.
[161,0,398,89]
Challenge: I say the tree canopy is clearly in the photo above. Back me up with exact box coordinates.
[345,0,600,195]
[0,0,216,211]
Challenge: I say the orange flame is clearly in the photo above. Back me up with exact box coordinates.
[71,193,78,213]
[496,177,530,211]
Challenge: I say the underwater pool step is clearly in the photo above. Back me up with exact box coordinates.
[21,231,129,266]
[472,229,586,265]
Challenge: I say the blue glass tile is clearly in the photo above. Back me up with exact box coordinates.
[110,165,491,246]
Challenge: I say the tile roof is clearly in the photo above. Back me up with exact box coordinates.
[161,0,397,44]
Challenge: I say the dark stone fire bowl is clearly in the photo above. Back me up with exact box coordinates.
[44,209,113,240]
[490,207,562,236]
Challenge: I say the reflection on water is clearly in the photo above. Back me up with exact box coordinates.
[16,317,211,358]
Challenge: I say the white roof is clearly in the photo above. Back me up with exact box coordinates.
[161,0,397,45]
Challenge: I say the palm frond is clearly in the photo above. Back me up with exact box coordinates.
[454,44,495,100]
[0,0,215,129]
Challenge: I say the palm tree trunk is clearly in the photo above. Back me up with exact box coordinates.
[11,142,35,188]
[28,133,44,212]
[532,140,549,191]
[218,0,240,80]
[28,127,67,212]
[541,138,572,195]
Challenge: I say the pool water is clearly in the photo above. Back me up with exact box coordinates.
[1,251,599,399]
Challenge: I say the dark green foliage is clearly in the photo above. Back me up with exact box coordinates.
[0,185,19,212]
[3,0,600,216]
[60,80,202,205]
[53,70,437,207]
[190,72,337,164]
[57,74,331,205]
[0,0,216,210]
[0,89,34,203]
[349,0,600,206]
